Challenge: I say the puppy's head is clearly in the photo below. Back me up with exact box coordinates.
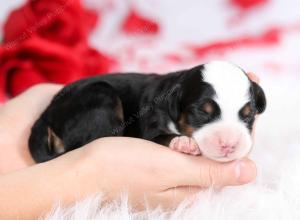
[178,61,266,162]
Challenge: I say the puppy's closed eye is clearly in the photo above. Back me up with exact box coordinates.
[184,99,220,128]
[202,101,215,115]
[239,103,254,122]
[198,99,220,118]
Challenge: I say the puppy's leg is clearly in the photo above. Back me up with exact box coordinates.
[29,82,124,162]
[169,136,201,156]
[152,134,201,156]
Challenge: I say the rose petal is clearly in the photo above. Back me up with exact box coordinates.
[230,0,269,10]
[122,9,160,35]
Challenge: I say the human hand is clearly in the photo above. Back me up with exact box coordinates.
[57,136,256,209]
[248,72,260,84]
[0,84,63,174]
[0,136,256,220]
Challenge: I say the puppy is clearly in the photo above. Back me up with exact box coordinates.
[29,61,266,163]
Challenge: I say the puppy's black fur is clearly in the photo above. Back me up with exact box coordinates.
[29,65,266,162]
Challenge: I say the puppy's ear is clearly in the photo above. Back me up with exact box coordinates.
[47,127,66,154]
[167,84,182,121]
[168,65,204,121]
[251,82,266,114]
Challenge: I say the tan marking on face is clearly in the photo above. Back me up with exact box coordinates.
[203,102,214,115]
[178,113,195,136]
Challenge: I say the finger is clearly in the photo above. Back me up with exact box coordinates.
[247,72,260,84]
[2,84,62,125]
[252,115,259,136]
[0,84,62,138]
[164,155,257,188]
[5,84,62,115]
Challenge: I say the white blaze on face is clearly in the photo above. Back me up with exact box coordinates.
[192,61,252,162]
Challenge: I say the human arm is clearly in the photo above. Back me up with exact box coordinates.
[0,136,256,220]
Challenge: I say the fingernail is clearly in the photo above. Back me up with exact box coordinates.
[235,159,257,183]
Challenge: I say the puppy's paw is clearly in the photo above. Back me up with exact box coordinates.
[169,136,201,155]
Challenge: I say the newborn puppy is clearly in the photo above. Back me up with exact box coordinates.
[29,61,266,163]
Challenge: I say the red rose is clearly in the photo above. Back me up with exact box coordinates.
[0,36,117,98]
[0,0,117,102]
[0,47,8,102]
[3,0,98,47]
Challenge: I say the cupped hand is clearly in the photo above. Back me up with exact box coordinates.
[69,137,256,209]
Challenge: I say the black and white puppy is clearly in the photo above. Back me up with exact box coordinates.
[29,61,266,163]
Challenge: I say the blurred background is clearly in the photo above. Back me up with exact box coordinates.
[1,0,300,96]
[0,0,300,139]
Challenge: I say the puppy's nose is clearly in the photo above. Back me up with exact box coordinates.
[220,143,236,155]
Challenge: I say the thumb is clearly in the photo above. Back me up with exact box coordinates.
[247,72,260,84]
[172,156,257,188]
[199,158,257,187]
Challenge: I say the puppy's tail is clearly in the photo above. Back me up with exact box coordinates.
[29,119,64,163]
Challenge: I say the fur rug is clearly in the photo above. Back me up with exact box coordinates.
[44,75,300,220]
